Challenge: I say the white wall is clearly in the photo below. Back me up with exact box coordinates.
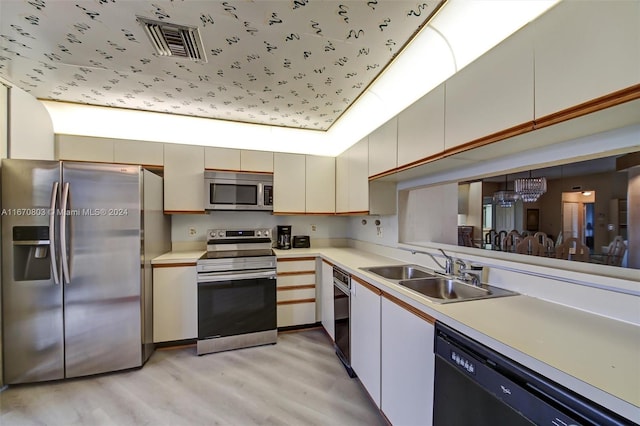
[8,86,54,160]
[171,212,349,250]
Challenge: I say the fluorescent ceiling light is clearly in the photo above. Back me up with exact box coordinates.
[42,0,559,157]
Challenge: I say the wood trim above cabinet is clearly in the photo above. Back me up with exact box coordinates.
[335,211,370,216]
[382,292,436,325]
[204,168,273,175]
[534,83,640,130]
[369,84,640,181]
[351,275,382,296]
[153,262,198,268]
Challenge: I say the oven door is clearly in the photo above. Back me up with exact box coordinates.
[197,270,276,340]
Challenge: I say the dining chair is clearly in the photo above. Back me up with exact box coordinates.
[555,238,590,262]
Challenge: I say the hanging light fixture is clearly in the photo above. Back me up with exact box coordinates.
[514,171,547,202]
[493,174,519,208]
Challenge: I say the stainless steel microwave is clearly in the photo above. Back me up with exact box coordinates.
[204,171,273,211]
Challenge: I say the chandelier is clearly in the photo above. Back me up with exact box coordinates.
[514,171,547,202]
[493,175,519,208]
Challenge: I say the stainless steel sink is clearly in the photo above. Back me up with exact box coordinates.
[361,264,517,303]
[361,264,437,280]
[398,277,516,304]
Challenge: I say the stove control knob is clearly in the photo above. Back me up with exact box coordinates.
[218,231,224,237]
[256,231,262,237]
[209,231,215,239]
[264,230,270,237]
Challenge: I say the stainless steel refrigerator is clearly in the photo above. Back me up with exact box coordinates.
[1,159,170,384]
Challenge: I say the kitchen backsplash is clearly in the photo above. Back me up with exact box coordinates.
[171,212,349,250]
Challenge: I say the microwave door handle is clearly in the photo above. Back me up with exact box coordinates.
[258,183,264,207]
[60,182,71,285]
[49,181,60,285]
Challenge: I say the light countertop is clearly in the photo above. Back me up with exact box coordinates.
[155,246,640,421]
[151,250,205,264]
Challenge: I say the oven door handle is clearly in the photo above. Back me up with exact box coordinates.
[197,270,277,283]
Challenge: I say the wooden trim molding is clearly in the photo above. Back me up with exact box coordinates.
[534,83,640,130]
[204,168,273,175]
[152,262,197,268]
[277,257,317,262]
[277,284,316,291]
[277,270,316,277]
[321,258,335,268]
[273,211,336,216]
[351,275,382,296]
[382,291,436,325]
[335,211,370,216]
[163,210,206,214]
[369,83,640,182]
[277,298,316,305]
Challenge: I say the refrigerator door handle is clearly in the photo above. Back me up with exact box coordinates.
[60,182,71,284]
[49,181,60,285]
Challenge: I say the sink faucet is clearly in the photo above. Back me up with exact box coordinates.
[402,247,451,274]
[454,259,481,287]
[439,249,454,275]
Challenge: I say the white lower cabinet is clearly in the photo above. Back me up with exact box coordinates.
[152,264,198,343]
[350,277,382,408]
[381,295,435,426]
[276,257,317,328]
[320,260,335,340]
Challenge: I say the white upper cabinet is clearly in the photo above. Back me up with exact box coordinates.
[163,143,204,213]
[114,139,163,166]
[57,135,164,166]
[55,134,114,163]
[305,155,335,214]
[368,117,397,178]
[337,137,395,215]
[348,137,370,213]
[397,83,445,167]
[533,1,640,119]
[204,147,241,170]
[273,152,305,214]
[445,26,534,150]
[335,151,350,213]
[241,150,274,173]
[204,148,273,172]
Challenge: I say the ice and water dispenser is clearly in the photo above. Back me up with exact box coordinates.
[12,226,52,281]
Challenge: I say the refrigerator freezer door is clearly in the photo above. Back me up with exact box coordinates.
[62,162,143,378]
[1,159,64,384]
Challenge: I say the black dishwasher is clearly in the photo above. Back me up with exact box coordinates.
[433,322,634,426]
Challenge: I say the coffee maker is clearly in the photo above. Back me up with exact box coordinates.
[276,225,292,250]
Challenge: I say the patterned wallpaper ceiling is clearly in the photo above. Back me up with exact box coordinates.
[0,0,445,131]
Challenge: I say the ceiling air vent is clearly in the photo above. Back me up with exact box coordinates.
[137,16,207,62]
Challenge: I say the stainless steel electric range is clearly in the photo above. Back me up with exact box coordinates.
[196,228,277,356]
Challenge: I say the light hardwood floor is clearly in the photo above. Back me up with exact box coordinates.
[0,328,386,426]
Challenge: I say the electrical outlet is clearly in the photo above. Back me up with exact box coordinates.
[188,227,197,236]
[377,226,383,237]
[311,224,317,232]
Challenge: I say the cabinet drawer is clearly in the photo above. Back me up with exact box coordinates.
[277,286,316,302]
[277,302,316,328]
[277,274,315,288]
[276,258,316,273]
